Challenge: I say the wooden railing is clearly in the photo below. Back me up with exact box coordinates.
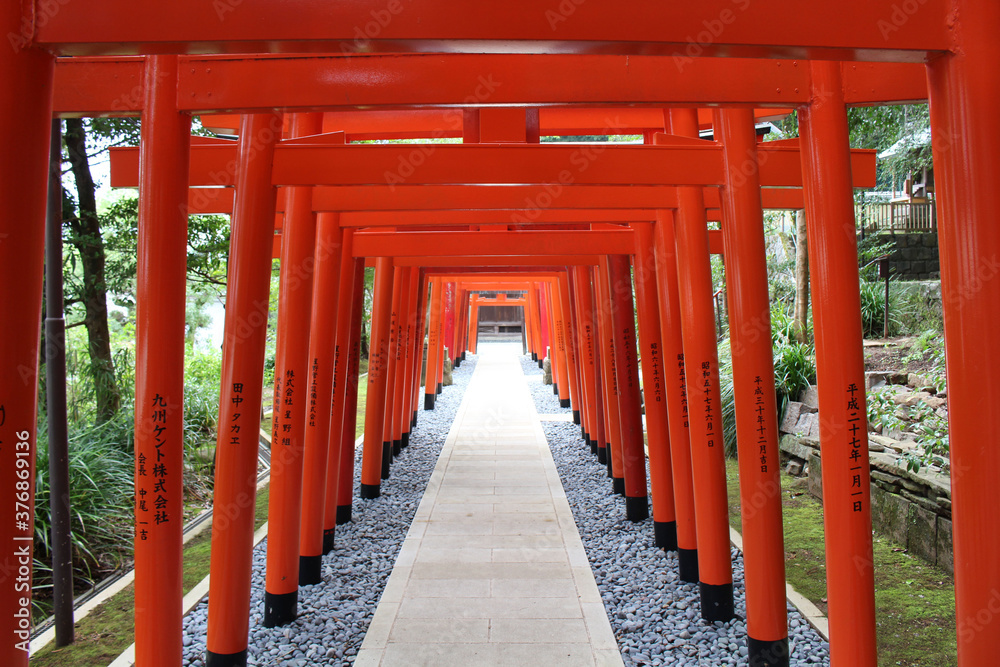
[855,201,937,233]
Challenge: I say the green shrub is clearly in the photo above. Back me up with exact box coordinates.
[859,280,914,338]
[33,419,135,607]
[773,341,816,421]
[718,366,738,459]
[897,286,944,335]
[184,346,222,435]
[183,346,223,488]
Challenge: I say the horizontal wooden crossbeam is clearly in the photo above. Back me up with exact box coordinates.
[189,185,806,217]
[52,55,927,117]
[353,229,636,258]
[110,139,876,189]
[35,1,949,60]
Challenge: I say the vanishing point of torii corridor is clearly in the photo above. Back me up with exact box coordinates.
[2,1,997,666]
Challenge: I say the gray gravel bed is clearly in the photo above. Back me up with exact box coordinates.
[519,353,830,666]
[181,353,478,666]
[518,352,567,416]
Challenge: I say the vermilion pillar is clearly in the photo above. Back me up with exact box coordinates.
[716,108,789,665]
[436,282,450,394]
[264,113,323,627]
[589,273,609,466]
[443,280,456,366]
[386,267,406,461]
[607,255,650,522]
[360,256,395,498]
[469,295,481,354]
[380,267,402,475]
[536,284,550,368]
[0,25,54,667]
[632,224,678,551]
[410,273,429,428]
[558,274,582,421]
[453,287,466,366]
[133,55,190,667]
[573,267,601,456]
[424,278,442,408]
[653,210,699,581]
[400,267,421,446]
[299,209,345,583]
[527,285,543,365]
[663,110,733,622]
[206,112,283,667]
[569,269,595,449]
[595,260,624,490]
[546,285,561,393]
[551,282,571,406]
[799,62,876,665]
[321,229,356,552]
[927,4,1000,663]
[522,288,533,358]
[394,269,413,452]
[334,258,367,524]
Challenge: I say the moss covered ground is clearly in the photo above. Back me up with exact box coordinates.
[30,487,271,667]
[725,458,957,666]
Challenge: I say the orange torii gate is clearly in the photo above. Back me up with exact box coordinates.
[4,4,999,667]
[45,102,868,667]
[39,102,848,667]
[465,292,527,355]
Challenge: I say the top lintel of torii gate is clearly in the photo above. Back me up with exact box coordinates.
[52,54,927,119]
[35,0,949,61]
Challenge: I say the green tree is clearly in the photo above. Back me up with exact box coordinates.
[776,104,929,190]
[63,118,122,422]
[59,116,229,422]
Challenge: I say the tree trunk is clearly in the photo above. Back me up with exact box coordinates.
[360,317,369,360]
[792,209,810,344]
[64,119,121,422]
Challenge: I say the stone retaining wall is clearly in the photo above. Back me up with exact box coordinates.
[881,231,940,280]
[778,391,953,573]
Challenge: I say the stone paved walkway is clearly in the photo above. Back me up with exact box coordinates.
[355,344,623,666]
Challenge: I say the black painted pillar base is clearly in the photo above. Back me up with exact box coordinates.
[587,435,596,455]
[678,547,699,583]
[699,582,735,622]
[654,521,678,551]
[206,649,248,667]
[411,411,418,428]
[323,527,336,553]
[625,495,649,522]
[263,590,297,628]
[401,431,410,448]
[531,352,537,361]
[552,383,559,395]
[453,358,460,368]
[436,382,442,394]
[462,351,466,361]
[612,477,625,495]
[748,637,790,667]
[393,439,402,457]
[336,505,352,524]
[605,454,614,477]
[559,398,571,408]
[360,483,380,499]
[299,555,322,586]
[424,393,436,410]
[597,446,607,464]
[572,410,581,424]
[537,359,544,369]
[381,442,392,479]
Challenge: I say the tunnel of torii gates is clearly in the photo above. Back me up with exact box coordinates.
[2,3,1000,666]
